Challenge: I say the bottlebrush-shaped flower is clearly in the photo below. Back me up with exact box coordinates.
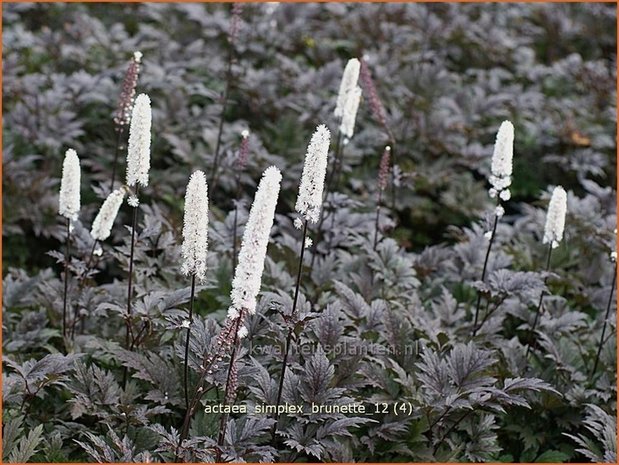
[91,188,126,241]
[488,120,514,200]
[181,170,209,282]
[58,148,81,221]
[334,58,360,119]
[126,93,152,188]
[543,186,567,248]
[229,166,282,315]
[113,51,142,129]
[295,124,331,224]
[340,85,362,138]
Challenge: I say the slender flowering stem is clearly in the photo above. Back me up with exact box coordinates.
[210,5,240,191]
[62,218,71,339]
[123,185,139,387]
[183,275,196,412]
[590,262,617,380]
[232,180,242,273]
[311,130,342,267]
[472,213,499,337]
[216,322,242,459]
[373,191,383,251]
[524,244,553,359]
[210,55,233,191]
[271,219,308,444]
[176,316,240,461]
[110,128,125,192]
[374,146,391,250]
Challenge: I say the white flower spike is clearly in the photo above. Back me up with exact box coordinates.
[334,58,360,119]
[295,124,331,224]
[489,120,514,199]
[126,93,152,188]
[181,170,209,282]
[543,186,567,249]
[229,166,282,316]
[59,148,81,221]
[340,85,362,138]
[91,188,126,241]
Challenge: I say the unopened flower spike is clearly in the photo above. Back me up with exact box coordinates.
[295,124,331,224]
[114,51,142,128]
[59,148,81,221]
[181,170,210,282]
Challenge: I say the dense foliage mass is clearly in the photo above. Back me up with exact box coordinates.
[2,2,617,463]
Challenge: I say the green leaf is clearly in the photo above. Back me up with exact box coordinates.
[535,449,571,463]
[8,424,44,463]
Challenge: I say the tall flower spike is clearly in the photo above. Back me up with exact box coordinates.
[340,85,362,139]
[91,188,126,241]
[126,93,152,188]
[295,124,331,224]
[113,51,142,129]
[543,186,567,249]
[59,148,81,221]
[229,166,282,316]
[360,58,387,129]
[488,120,514,200]
[334,58,360,119]
[181,170,209,282]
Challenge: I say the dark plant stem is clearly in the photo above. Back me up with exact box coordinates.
[216,325,242,460]
[328,133,346,195]
[324,130,343,194]
[432,409,473,456]
[232,179,242,272]
[210,46,234,191]
[590,263,617,380]
[69,240,105,341]
[471,213,499,337]
[85,240,98,271]
[310,131,343,268]
[110,127,124,192]
[525,244,553,359]
[183,275,197,412]
[123,185,139,388]
[327,141,348,239]
[62,218,71,339]
[271,220,308,444]
[176,320,238,460]
[373,191,383,251]
[385,129,396,211]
